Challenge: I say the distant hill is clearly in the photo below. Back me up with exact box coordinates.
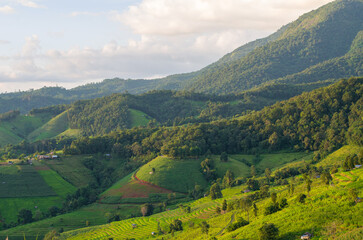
[1,0,361,113]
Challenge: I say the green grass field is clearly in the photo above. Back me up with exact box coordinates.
[0,203,141,240]
[36,168,77,197]
[45,155,96,188]
[136,156,208,193]
[27,111,69,142]
[60,161,363,240]
[0,165,56,198]
[129,109,152,128]
[0,114,51,146]
[318,145,363,167]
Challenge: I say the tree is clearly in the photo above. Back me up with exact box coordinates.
[220,152,228,162]
[265,168,271,183]
[169,219,183,233]
[140,203,153,217]
[321,172,333,186]
[279,198,288,209]
[240,197,252,221]
[297,193,307,203]
[17,209,33,224]
[270,192,277,204]
[304,174,312,196]
[199,221,210,234]
[210,183,223,200]
[223,170,234,188]
[48,206,60,217]
[253,203,258,217]
[215,206,221,214]
[259,223,279,240]
[251,165,256,177]
[222,199,227,211]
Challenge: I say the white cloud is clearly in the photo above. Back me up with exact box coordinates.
[0,0,335,92]
[17,0,45,9]
[0,5,14,14]
[119,0,334,36]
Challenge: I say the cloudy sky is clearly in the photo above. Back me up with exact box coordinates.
[0,0,334,93]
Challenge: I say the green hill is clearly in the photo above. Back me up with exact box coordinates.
[55,146,363,240]
[0,111,52,146]
[136,156,208,193]
[27,111,70,142]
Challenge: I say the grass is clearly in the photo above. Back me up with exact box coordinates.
[0,203,141,240]
[0,196,63,224]
[136,156,208,193]
[129,108,152,128]
[36,168,77,197]
[27,111,69,142]
[56,128,82,139]
[0,165,56,198]
[45,155,96,188]
[0,114,51,147]
[57,147,363,240]
[318,145,363,167]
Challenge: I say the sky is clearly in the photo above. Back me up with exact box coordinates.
[0,0,334,93]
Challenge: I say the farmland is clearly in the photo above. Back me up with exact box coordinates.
[59,152,363,240]
[45,155,96,188]
[0,165,56,198]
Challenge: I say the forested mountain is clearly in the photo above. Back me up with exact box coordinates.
[4,77,362,162]
[1,0,361,114]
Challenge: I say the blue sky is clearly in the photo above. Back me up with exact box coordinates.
[0,0,334,92]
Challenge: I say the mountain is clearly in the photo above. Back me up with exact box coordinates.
[1,0,361,113]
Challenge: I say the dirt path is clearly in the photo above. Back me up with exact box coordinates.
[216,212,236,236]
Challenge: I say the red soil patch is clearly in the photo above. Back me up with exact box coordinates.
[121,178,173,199]
[34,165,51,171]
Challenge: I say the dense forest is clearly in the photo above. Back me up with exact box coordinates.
[3,77,361,164]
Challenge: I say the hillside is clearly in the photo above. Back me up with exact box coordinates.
[0,0,362,113]
[0,77,361,239]
[39,145,363,240]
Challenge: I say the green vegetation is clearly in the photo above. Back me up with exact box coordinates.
[129,109,152,127]
[45,155,96,188]
[136,156,208,193]
[0,165,56,198]
[27,111,69,142]
[37,168,77,197]
[55,146,363,240]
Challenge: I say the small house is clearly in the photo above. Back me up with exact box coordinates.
[132,223,137,229]
[355,165,362,169]
[356,197,362,203]
[301,232,312,240]
[243,189,251,193]
[52,155,58,159]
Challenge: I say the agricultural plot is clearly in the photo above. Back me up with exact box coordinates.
[45,155,95,188]
[0,203,141,240]
[100,171,184,204]
[136,156,208,193]
[36,168,77,197]
[0,165,56,198]
[129,109,152,128]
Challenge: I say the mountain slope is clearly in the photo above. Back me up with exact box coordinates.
[182,0,363,94]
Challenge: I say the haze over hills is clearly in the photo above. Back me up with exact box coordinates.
[0,0,362,114]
